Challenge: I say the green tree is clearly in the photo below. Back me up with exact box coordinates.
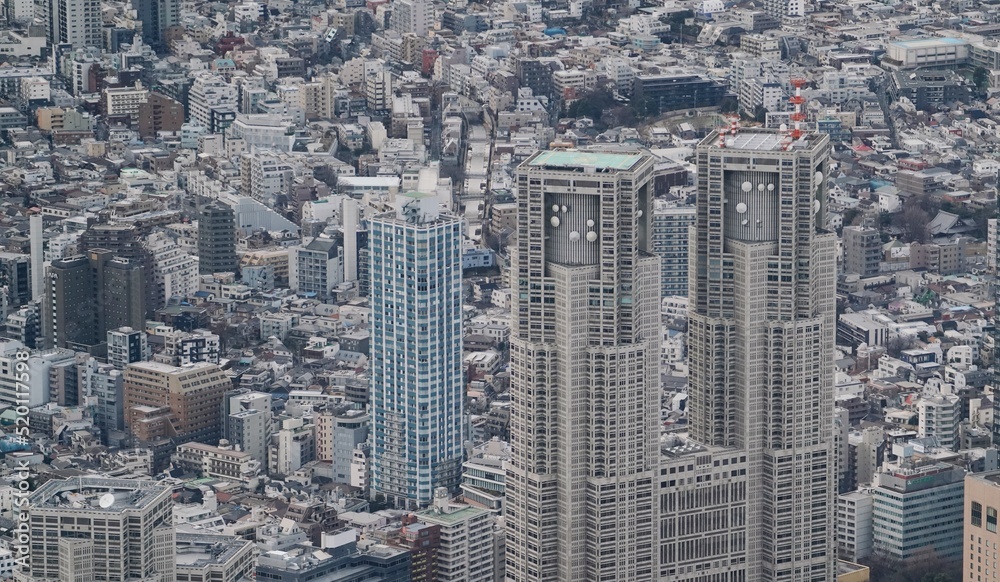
[720,95,739,113]
[892,193,938,243]
[842,208,861,228]
[601,105,636,129]
[566,87,616,121]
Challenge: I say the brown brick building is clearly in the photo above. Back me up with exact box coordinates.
[137,92,184,139]
[123,361,230,444]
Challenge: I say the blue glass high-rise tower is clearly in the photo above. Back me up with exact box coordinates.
[370,191,465,509]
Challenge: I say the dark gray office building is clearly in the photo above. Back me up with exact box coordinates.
[631,73,729,114]
[41,249,145,353]
[0,252,32,307]
[129,0,178,47]
[198,203,239,275]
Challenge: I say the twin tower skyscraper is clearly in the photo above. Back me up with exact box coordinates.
[505,130,837,582]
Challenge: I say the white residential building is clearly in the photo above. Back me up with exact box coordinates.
[227,114,298,152]
[837,490,874,561]
[390,0,433,36]
[40,0,102,49]
[188,73,238,132]
[370,192,465,509]
[917,393,961,451]
[600,57,635,95]
[271,417,315,477]
[146,231,199,303]
[365,69,392,112]
[104,83,149,117]
[240,153,295,206]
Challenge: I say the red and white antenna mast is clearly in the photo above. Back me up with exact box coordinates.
[785,78,807,149]
[718,114,740,148]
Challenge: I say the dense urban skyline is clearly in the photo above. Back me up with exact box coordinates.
[1,0,999,580]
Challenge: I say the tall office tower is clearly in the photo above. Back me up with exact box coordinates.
[130,0,178,47]
[107,326,149,370]
[370,191,464,509]
[40,0,102,48]
[41,249,145,353]
[21,477,175,581]
[651,199,696,297]
[505,151,661,582]
[79,224,157,314]
[390,0,432,36]
[688,129,836,582]
[198,202,239,275]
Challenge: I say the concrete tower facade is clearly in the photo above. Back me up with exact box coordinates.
[390,0,432,37]
[651,199,696,297]
[687,128,837,582]
[842,225,881,277]
[41,0,102,49]
[29,212,43,301]
[130,0,179,47]
[370,191,465,509]
[505,151,661,582]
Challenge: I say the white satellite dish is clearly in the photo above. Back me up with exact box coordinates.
[98,493,115,509]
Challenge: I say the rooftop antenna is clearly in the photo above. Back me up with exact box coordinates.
[98,493,115,508]
[718,114,740,148]
[785,78,807,150]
